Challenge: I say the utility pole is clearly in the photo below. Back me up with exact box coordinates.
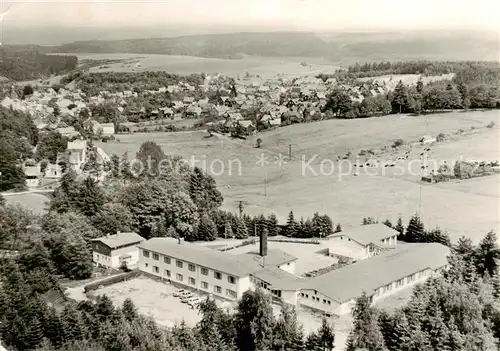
[288,144,292,159]
[237,200,244,218]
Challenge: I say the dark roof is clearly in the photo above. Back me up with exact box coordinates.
[304,243,450,303]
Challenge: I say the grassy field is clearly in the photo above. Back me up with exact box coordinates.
[3,193,49,214]
[98,109,500,243]
[66,53,341,78]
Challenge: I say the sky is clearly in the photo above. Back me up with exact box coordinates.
[1,0,499,32]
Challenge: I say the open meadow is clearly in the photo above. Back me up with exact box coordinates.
[98,110,500,243]
[67,53,341,77]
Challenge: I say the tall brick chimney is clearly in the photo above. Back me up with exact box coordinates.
[260,228,268,257]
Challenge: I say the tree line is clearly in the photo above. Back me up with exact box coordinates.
[0,47,77,80]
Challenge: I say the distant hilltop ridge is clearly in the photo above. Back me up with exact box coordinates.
[36,31,499,63]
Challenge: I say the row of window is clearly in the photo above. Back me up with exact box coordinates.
[96,254,110,262]
[300,292,332,305]
[151,266,237,298]
[143,250,236,284]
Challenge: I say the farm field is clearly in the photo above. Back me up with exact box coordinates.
[64,53,341,77]
[98,109,500,243]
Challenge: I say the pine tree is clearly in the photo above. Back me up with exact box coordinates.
[234,217,248,239]
[285,210,299,238]
[393,80,410,113]
[334,223,342,233]
[405,214,425,243]
[224,219,233,238]
[25,316,44,350]
[346,293,386,351]
[394,217,405,239]
[197,212,218,241]
[122,298,138,321]
[316,316,335,350]
[475,231,500,277]
[267,213,279,237]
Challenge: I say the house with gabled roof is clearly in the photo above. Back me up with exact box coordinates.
[325,223,399,260]
[92,232,145,269]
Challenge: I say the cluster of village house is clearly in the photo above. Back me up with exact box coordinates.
[1,72,401,188]
[91,223,449,316]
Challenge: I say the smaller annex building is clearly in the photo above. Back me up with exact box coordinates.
[326,223,399,260]
[91,232,145,269]
[292,243,450,316]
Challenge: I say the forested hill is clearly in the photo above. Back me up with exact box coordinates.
[42,30,499,62]
[0,46,78,81]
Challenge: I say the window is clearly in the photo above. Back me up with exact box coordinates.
[214,271,222,280]
[176,260,183,268]
[176,273,183,282]
[327,301,331,305]
[153,253,159,260]
[188,264,196,272]
[145,263,149,268]
[165,270,171,277]
[214,285,222,294]
[164,256,171,264]
[143,250,150,258]
[226,289,237,298]
[202,281,209,289]
[201,267,208,275]
[153,266,159,273]
[228,276,235,284]
[189,277,195,285]
[323,299,327,304]
[301,293,304,297]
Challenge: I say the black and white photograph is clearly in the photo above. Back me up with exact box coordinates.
[0,1,499,350]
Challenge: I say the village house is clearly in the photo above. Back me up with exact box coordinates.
[92,232,146,269]
[67,140,87,173]
[24,166,41,188]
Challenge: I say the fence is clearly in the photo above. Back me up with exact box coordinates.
[83,270,141,293]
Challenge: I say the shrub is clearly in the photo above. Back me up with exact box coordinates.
[392,139,404,148]
[436,133,446,142]
[486,121,495,128]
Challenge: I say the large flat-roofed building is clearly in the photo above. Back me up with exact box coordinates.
[138,236,298,301]
[296,243,450,316]
[91,232,145,269]
[138,232,449,316]
[326,223,399,260]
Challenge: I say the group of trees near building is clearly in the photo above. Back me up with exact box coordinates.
[0,46,77,80]
[346,230,500,350]
[375,214,452,247]
[0,106,39,191]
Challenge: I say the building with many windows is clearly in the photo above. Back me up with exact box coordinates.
[138,231,449,316]
[292,242,450,315]
[138,236,298,301]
